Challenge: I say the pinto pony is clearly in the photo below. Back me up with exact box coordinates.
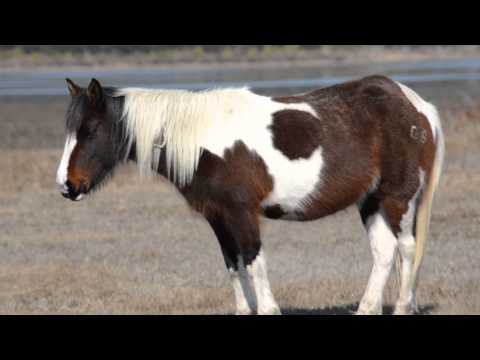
[56,76,444,315]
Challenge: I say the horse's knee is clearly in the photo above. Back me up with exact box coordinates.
[239,240,262,266]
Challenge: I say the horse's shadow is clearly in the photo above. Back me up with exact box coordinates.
[281,303,437,315]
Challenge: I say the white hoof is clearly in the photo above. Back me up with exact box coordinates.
[393,303,417,315]
[356,303,382,315]
[235,308,254,315]
[257,306,282,315]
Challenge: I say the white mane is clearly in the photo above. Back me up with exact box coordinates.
[115,87,254,187]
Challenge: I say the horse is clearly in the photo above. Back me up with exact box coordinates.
[56,75,444,315]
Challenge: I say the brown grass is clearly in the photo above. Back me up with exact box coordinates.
[2,46,480,72]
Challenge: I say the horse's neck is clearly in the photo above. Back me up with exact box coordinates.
[125,139,171,182]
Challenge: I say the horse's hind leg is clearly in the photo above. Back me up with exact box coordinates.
[208,209,280,315]
[358,184,424,315]
[357,196,398,315]
[394,231,418,315]
[394,173,426,315]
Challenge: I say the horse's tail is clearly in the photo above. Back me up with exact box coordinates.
[411,106,445,291]
[394,83,445,296]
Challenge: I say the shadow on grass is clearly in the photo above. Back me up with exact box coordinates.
[282,303,437,315]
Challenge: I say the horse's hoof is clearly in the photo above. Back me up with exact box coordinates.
[235,308,254,315]
[257,306,282,315]
[393,304,417,315]
[356,304,382,315]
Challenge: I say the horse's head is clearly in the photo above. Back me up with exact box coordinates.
[56,78,123,201]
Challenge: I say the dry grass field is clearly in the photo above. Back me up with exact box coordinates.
[0,94,479,315]
[3,46,480,71]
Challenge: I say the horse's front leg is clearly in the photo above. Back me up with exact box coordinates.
[245,248,280,315]
[208,208,281,315]
[209,216,256,315]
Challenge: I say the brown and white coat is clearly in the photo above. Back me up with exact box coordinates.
[56,75,444,315]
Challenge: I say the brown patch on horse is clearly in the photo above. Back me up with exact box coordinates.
[382,197,410,236]
[269,110,323,160]
[178,141,272,266]
[181,141,274,219]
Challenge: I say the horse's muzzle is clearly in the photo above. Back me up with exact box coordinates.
[60,180,86,201]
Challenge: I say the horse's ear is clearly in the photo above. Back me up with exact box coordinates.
[66,78,81,97]
[87,78,104,106]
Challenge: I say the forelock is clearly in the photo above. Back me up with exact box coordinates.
[65,95,89,132]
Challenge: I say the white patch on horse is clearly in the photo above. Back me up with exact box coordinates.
[246,249,281,315]
[357,209,398,315]
[261,147,325,213]
[56,133,77,193]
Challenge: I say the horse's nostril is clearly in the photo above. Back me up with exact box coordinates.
[66,180,78,198]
